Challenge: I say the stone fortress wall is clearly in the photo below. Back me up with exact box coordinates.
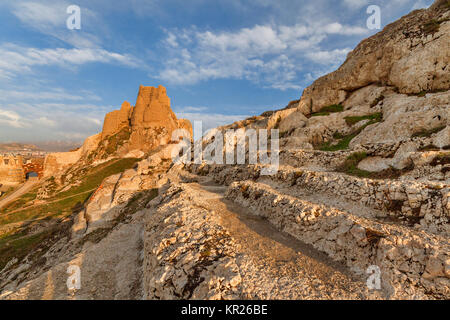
[0,155,25,185]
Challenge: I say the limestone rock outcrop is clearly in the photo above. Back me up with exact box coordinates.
[219,1,449,172]
[295,1,450,114]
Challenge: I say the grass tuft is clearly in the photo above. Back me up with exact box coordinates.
[317,113,383,151]
[310,104,343,117]
[344,112,382,126]
[422,19,440,34]
[337,152,371,177]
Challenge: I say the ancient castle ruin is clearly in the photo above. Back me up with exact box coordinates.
[0,155,25,185]
[43,85,193,177]
[0,155,45,185]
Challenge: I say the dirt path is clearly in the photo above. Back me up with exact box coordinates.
[0,180,39,210]
[189,180,382,299]
[3,188,97,215]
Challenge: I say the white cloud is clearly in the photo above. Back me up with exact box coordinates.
[36,116,56,127]
[0,44,140,79]
[157,22,368,89]
[343,0,370,9]
[174,106,208,112]
[0,109,25,128]
[7,0,102,48]
[305,48,352,65]
[0,88,101,102]
[0,101,109,142]
[411,0,430,10]
[12,1,66,27]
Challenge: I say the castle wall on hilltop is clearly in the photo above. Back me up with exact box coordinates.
[0,155,25,185]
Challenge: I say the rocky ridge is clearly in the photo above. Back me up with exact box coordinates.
[0,0,449,300]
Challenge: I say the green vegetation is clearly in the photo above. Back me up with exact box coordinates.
[0,158,140,226]
[310,104,344,117]
[104,128,131,157]
[417,91,427,97]
[336,152,372,178]
[318,132,359,151]
[0,157,143,270]
[0,229,52,270]
[411,126,445,138]
[336,151,415,179]
[344,112,383,126]
[422,18,450,35]
[317,113,383,151]
[0,186,17,199]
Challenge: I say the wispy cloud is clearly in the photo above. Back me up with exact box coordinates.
[157,22,368,90]
[0,88,101,102]
[0,101,110,142]
[0,43,140,79]
[7,0,103,48]
[0,109,24,128]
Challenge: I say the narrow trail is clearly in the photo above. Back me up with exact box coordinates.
[3,188,97,215]
[189,179,383,299]
[0,179,39,211]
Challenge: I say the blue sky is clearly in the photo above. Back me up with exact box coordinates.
[0,0,434,143]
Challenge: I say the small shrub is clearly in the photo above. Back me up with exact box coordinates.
[337,152,371,177]
[310,104,343,117]
[422,19,440,34]
[365,228,386,245]
[344,113,382,126]
[319,133,358,151]
[417,91,427,97]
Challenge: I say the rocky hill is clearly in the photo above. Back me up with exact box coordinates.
[42,85,192,179]
[0,1,448,300]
